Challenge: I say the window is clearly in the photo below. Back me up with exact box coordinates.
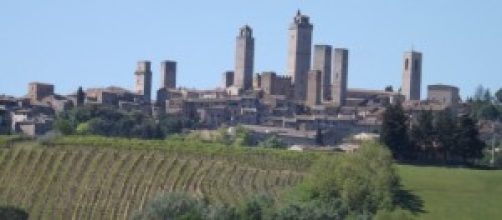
[405,59,409,70]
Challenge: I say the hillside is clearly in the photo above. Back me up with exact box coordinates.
[399,165,502,220]
[0,137,307,220]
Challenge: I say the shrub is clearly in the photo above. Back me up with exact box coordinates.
[292,141,399,214]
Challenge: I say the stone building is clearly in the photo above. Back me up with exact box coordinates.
[28,82,54,102]
[160,60,176,89]
[313,45,332,101]
[427,84,460,106]
[287,10,313,101]
[256,72,292,96]
[134,60,152,103]
[332,48,349,106]
[306,70,322,106]
[401,51,422,101]
[223,71,234,88]
[234,25,254,90]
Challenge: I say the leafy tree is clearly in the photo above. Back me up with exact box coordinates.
[410,111,434,159]
[380,101,410,159]
[234,125,253,146]
[454,115,486,163]
[495,88,502,103]
[132,192,237,220]
[54,118,74,135]
[295,141,399,214]
[477,104,499,120]
[434,110,457,161]
[259,135,286,149]
[0,206,29,220]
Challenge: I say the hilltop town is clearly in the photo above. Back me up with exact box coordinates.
[0,11,466,146]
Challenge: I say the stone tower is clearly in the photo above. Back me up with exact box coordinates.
[160,60,176,89]
[234,25,254,90]
[287,10,313,101]
[313,45,332,101]
[135,60,152,102]
[223,71,234,88]
[306,70,322,106]
[332,48,349,107]
[401,51,422,101]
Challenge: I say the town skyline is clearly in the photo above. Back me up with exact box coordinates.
[1,1,501,98]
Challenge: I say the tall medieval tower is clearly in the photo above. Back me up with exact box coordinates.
[135,60,152,103]
[234,25,254,90]
[401,51,422,101]
[313,45,332,101]
[332,48,349,107]
[160,60,177,89]
[287,10,313,101]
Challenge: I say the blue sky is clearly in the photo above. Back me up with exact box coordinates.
[1,0,501,98]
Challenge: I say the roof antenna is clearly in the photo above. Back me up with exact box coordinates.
[297,9,301,16]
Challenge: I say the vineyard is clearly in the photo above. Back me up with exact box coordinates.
[0,136,310,220]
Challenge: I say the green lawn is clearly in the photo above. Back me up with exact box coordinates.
[398,165,502,220]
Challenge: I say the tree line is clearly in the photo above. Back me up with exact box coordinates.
[381,101,485,164]
[54,105,196,139]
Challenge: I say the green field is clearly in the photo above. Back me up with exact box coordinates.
[399,165,502,220]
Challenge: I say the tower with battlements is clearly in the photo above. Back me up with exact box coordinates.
[234,25,254,90]
[287,10,313,101]
[401,51,422,101]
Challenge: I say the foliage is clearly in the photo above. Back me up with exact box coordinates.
[0,206,29,220]
[131,192,237,220]
[380,101,410,159]
[291,141,399,215]
[495,88,502,103]
[234,125,254,146]
[258,135,287,149]
[454,115,486,163]
[54,105,187,139]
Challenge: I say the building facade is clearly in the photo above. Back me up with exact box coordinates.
[306,70,322,106]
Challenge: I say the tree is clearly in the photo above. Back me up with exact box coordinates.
[0,206,29,220]
[410,110,434,160]
[385,85,394,92]
[76,86,85,107]
[495,88,502,103]
[454,115,485,163]
[477,104,499,120]
[131,192,237,220]
[380,101,410,159]
[259,135,286,149]
[434,110,456,161]
[54,118,74,135]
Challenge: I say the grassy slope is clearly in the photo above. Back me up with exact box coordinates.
[398,165,502,220]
